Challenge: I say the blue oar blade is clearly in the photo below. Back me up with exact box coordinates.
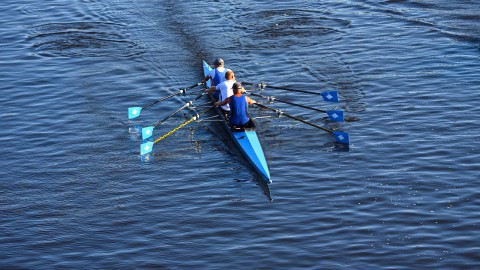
[333,131,349,144]
[320,91,339,102]
[142,126,155,140]
[140,141,154,155]
[327,110,344,122]
[128,107,142,119]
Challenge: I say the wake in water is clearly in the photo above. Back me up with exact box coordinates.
[28,22,145,58]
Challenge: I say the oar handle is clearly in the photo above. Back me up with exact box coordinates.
[254,103,333,134]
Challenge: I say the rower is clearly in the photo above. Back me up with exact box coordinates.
[201,58,229,99]
[216,82,256,128]
[209,70,236,116]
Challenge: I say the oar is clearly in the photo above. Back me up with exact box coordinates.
[242,82,339,102]
[140,106,214,155]
[254,103,349,144]
[128,82,203,119]
[141,92,205,140]
[249,92,344,122]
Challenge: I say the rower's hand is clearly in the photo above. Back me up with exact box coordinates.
[215,102,219,107]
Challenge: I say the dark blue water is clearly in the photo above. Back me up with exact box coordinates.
[1,0,479,269]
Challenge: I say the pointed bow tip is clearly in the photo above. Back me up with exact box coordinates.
[262,172,272,184]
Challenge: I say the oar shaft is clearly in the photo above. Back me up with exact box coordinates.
[181,82,203,91]
[155,103,189,127]
[154,93,205,127]
[265,85,321,95]
[243,82,321,95]
[255,103,333,134]
[143,90,183,109]
[143,83,203,109]
[153,106,214,144]
[249,93,327,113]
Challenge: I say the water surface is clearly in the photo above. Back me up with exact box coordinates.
[1,0,479,269]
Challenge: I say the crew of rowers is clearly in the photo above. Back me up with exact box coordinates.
[201,58,256,128]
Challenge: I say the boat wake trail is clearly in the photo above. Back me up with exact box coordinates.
[27,22,145,58]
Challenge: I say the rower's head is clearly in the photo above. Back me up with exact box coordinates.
[225,70,235,80]
[232,82,244,94]
[214,58,224,67]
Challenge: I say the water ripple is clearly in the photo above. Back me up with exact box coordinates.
[27,22,144,58]
[1,0,479,269]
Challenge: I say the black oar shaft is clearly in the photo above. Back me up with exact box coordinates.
[243,82,321,95]
[155,104,189,127]
[180,82,204,91]
[143,83,202,109]
[154,93,205,127]
[143,90,183,109]
[249,93,327,113]
[255,103,333,134]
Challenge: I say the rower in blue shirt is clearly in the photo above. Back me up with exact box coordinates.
[216,82,256,127]
[201,58,229,99]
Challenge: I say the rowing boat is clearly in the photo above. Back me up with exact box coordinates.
[135,62,348,181]
[203,60,271,183]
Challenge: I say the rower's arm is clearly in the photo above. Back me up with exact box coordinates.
[246,96,256,105]
[201,75,211,84]
[216,97,231,107]
[204,85,216,93]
